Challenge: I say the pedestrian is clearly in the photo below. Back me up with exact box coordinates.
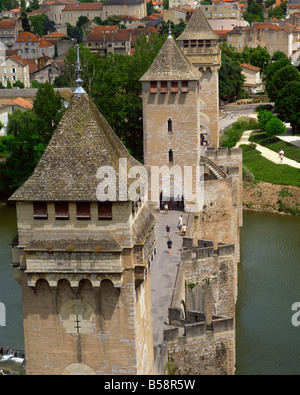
[178,215,183,233]
[169,199,172,210]
[164,203,168,214]
[166,224,170,238]
[279,149,284,163]
[167,238,173,253]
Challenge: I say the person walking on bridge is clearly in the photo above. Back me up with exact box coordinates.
[167,238,173,253]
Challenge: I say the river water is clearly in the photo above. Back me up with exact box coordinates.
[0,206,299,374]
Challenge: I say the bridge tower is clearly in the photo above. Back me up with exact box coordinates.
[177,7,221,149]
[140,33,202,211]
[10,76,156,375]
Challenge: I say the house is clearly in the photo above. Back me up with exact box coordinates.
[200,3,241,19]
[162,7,189,24]
[31,60,64,84]
[84,28,132,57]
[226,25,246,52]
[47,0,80,25]
[102,0,147,20]
[0,55,30,88]
[244,21,300,61]
[241,63,263,94]
[61,3,103,26]
[0,97,33,136]
[0,19,23,50]
[16,32,40,59]
[16,32,55,59]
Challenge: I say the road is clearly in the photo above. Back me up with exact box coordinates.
[150,207,188,347]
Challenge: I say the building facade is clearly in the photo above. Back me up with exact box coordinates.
[10,8,241,375]
[177,7,221,149]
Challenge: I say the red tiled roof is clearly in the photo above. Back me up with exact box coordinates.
[241,63,260,71]
[7,97,33,109]
[0,20,16,29]
[39,40,54,47]
[16,31,40,42]
[85,30,131,43]
[43,32,67,38]
[90,25,118,34]
[63,3,103,11]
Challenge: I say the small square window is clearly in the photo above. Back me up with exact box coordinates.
[98,202,112,220]
[150,81,157,93]
[181,81,189,93]
[55,202,69,220]
[33,202,48,219]
[171,81,178,93]
[76,202,91,220]
[161,81,168,94]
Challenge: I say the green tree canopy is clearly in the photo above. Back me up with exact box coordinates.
[267,64,300,102]
[265,116,286,138]
[219,52,245,102]
[274,81,300,134]
[32,81,65,144]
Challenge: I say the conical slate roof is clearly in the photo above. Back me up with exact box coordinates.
[9,92,144,202]
[177,6,219,41]
[139,35,199,82]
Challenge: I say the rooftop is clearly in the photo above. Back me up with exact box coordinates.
[140,35,199,81]
[9,92,144,202]
[177,6,220,41]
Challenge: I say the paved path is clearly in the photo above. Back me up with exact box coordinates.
[235,129,300,169]
[150,207,189,347]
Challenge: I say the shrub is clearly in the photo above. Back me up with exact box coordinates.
[257,109,274,131]
[265,116,286,138]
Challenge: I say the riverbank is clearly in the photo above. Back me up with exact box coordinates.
[243,180,300,216]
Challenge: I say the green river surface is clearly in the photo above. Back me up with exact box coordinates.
[0,206,299,374]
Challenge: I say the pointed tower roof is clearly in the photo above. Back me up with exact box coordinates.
[177,6,219,41]
[139,35,199,82]
[9,92,144,202]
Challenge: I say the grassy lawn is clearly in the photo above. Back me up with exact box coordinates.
[241,144,300,187]
[249,131,300,162]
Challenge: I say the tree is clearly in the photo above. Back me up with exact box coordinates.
[275,81,300,134]
[29,14,46,36]
[0,83,66,199]
[43,15,56,35]
[257,109,274,131]
[265,57,291,96]
[32,82,65,144]
[20,11,31,32]
[265,116,286,138]
[76,16,89,29]
[267,64,300,102]
[219,52,245,102]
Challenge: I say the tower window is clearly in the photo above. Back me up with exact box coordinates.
[171,81,178,93]
[191,40,196,47]
[206,40,211,47]
[198,40,204,47]
[76,202,91,220]
[183,40,189,47]
[168,149,173,163]
[161,81,168,94]
[98,202,112,220]
[150,81,157,93]
[33,202,48,219]
[168,118,172,133]
[55,202,69,220]
[181,81,189,93]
